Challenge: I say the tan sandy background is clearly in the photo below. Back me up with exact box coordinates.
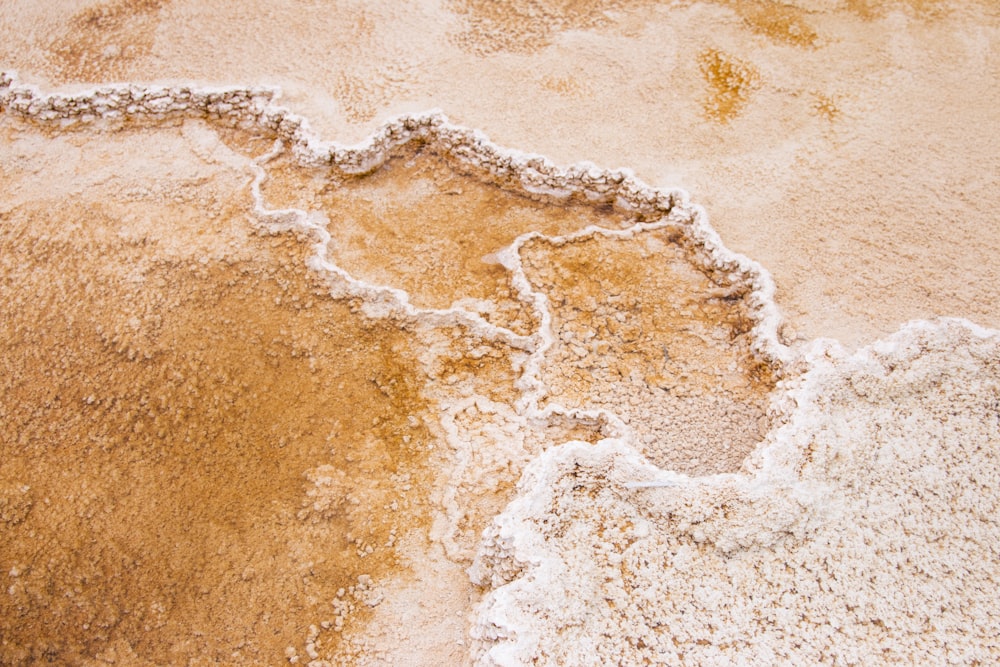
[1,1,999,665]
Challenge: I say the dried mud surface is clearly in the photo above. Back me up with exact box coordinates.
[1,1,999,665]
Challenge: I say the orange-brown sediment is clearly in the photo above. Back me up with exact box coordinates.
[0,122,437,664]
[0,93,785,661]
[260,146,638,335]
[523,228,774,474]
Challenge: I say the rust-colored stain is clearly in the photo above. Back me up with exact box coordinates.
[446,0,821,55]
[732,0,818,47]
[447,0,644,55]
[448,0,984,60]
[522,229,774,474]
[698,48,761,123]
[811,92,841,121]
[261,145,636,336]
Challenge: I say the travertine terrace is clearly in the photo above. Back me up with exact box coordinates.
[0,73,784,663]
[2,1,999,665]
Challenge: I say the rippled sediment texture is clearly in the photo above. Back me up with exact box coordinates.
[470,321,1000,665]
[2,66,999,667]
[0,118,444,664]
[0,76,783,664]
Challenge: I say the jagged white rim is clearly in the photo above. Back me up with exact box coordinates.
[1,70,797,561]
[469,317,1000,664]
[0,69,792,359]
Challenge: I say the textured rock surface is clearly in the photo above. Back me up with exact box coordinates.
[471,320,1000,665]
[1,2,999,665]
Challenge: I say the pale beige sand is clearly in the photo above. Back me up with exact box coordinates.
[1,1,999,665]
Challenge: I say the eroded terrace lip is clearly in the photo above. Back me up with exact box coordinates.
[0,71,786,661]
[2,70,999,666]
